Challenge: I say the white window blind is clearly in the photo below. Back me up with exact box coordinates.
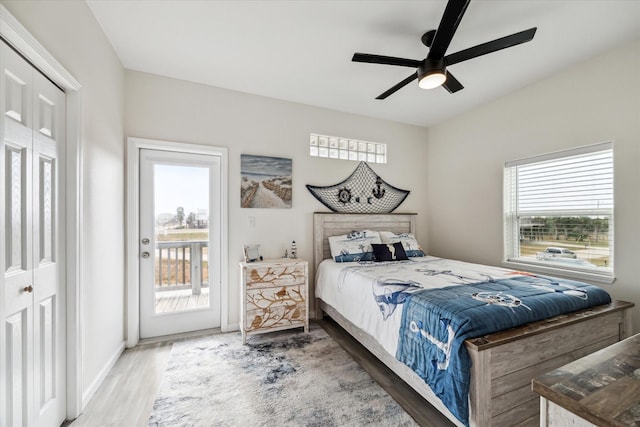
[504,142,614,279]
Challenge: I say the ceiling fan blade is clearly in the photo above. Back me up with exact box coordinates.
[428,0,471,59]
[442,71,464,93]
[352,53,421,68]
[445,27,537,66]
[376,73,418,100]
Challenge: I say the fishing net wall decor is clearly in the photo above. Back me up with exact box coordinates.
[306,162,410,213]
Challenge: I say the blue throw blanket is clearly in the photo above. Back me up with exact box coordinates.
[395,274,611,426]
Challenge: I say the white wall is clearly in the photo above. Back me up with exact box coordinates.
[125,70,429,327]
[427,40,640,332]
[1,0,126,405]
[8,0,633,415]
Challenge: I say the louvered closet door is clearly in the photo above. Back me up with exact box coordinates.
[1,40,66,427]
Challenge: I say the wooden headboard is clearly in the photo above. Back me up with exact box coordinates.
[311,212,417,318]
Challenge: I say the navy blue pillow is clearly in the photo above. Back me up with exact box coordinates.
[371,242,408,262]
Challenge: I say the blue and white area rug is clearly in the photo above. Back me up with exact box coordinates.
[148,324,418,426]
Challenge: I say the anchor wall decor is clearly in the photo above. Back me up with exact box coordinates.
[306,162,410,213]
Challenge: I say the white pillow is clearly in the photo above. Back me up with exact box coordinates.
[379,231,425,257]
[328,230,381,262]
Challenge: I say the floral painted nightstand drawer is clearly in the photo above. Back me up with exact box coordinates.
[240,259,309,344]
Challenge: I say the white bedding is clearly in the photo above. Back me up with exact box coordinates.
[315,256,521,355]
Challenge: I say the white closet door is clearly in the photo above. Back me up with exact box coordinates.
[32,63,66,427]
[1,38,36,427]
[1,40,66,427]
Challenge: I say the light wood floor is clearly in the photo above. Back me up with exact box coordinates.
[62,341,172,426]
[61,328,217,427]
[63,319,454,427]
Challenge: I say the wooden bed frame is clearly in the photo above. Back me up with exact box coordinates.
[312,213,634,427]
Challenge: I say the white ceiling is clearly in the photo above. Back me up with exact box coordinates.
[86,1,640,128]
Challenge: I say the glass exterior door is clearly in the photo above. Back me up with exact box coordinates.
[139,149,221,338]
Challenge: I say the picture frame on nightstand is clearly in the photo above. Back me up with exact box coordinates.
[243,244,262,262]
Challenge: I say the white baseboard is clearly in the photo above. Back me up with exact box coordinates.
[81,341,126,410]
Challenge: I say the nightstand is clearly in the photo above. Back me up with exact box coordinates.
[240,258,309,344]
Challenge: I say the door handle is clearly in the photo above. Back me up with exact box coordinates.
[23,285,33,293]
[141,252,150,259]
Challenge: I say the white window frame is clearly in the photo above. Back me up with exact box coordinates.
[309,133,386,164]
[503,142,614,284]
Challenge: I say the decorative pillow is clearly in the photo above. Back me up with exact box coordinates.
[328,230,381,262]
[371,242,408,262]
[379,231,425,257]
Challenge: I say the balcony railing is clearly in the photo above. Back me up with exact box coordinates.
[155,240,208,295]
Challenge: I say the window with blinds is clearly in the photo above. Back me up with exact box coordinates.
[503,142,613,279]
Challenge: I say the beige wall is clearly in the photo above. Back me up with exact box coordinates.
[2,0,126,404]
[125,70,429,327]
[427,39,640,332]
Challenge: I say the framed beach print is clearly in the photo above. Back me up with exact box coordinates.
[240,154,292,208]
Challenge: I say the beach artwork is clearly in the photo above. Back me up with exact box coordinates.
[241,154,292,208]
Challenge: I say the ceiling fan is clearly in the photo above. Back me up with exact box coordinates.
[352,0,537,99]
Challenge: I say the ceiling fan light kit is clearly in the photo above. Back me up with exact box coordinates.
[418,58,447,89]
[352,0,537,99]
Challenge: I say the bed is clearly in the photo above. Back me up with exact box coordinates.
[311,213,634,427]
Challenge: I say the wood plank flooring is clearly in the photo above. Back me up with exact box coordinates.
[155,288,209,313]
[63,319,454,427]
[63,341,172,426]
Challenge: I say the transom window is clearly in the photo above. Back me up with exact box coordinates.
[309,133,386,164]
[503,142,613,280]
